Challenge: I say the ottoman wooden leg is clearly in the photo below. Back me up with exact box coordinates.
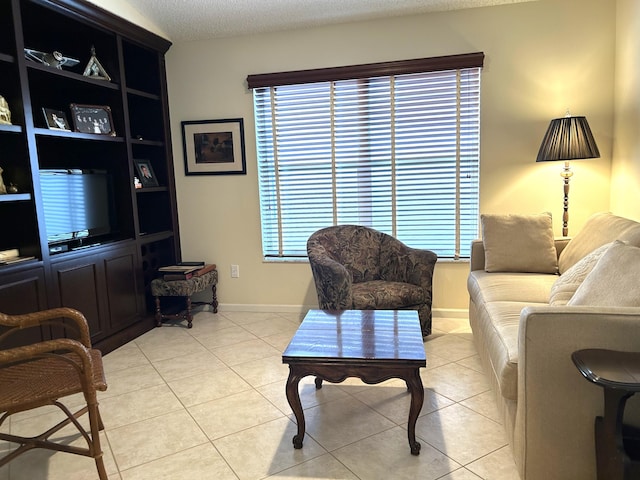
[185,296,193,328]
[211,284,218,313]
[155,296,163,327]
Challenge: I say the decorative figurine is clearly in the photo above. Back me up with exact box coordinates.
[7,183,17,194]
[83,46,111,81]
[0,167,7,194]
[0,96,11,125]
[24,48,80,69]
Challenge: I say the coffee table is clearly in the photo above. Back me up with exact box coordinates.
[282,309,426,455]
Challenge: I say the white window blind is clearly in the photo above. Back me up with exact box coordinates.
[250,54,482,260]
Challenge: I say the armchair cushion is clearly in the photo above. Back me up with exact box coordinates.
[352,280,427,310]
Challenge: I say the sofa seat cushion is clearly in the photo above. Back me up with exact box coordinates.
[468,271,557,305]
[351,280,425,310]
[476,301,546,400]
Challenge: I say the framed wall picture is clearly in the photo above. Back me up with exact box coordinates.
[42,108,70,131]
[69,103,115,136]
[181,118,246,175]
[133,159,159,187]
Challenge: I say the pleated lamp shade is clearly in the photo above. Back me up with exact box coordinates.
[536,116,600,162]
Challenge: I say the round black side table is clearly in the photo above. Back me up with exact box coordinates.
[572,349,640,480]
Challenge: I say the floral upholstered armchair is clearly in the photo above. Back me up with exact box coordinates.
[307,225,437,337]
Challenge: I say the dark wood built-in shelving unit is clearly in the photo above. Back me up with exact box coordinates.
[0,0,180,353]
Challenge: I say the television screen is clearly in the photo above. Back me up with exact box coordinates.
[40,169,116,247]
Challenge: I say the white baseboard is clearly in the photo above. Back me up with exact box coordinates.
[217,304,315,314]
[432,308,469,319]
[215,303,468,319]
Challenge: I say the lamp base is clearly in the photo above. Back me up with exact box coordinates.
[561,161,572,237]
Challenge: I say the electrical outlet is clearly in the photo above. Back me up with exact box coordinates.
[231,264,239,278]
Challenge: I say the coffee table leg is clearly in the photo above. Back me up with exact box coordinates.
[285,367,305,449]
[406,368,424,455]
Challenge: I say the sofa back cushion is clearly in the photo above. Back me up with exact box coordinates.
[481,213,558,273]
[558,212,640,274]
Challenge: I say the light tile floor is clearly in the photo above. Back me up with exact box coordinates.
[0,310,520,480]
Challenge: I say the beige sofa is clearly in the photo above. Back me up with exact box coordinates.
[468,212,640,480]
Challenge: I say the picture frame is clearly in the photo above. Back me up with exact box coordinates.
[181,118,246,175]
[133,159,159,187]
[42,108,70,131]
[69,103,115,136]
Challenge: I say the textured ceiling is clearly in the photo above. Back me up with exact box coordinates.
[123,0,537,42]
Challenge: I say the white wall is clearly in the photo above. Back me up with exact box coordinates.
[93,0,617,313]
[162,0,615,313]
[611,0,640,218]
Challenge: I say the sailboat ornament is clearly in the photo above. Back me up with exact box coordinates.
[83,46,111,81]
[24,48,79,69]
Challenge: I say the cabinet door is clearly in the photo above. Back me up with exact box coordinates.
[49,244,143,342]
[101,244,143,333]
[0,265,48,347]
[49,254,107,342]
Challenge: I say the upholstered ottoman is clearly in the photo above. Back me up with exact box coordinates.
[150,269,218,328]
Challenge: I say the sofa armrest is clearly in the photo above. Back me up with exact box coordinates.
[469,237,572,272]
[515,306,640,480]
[469,239,485,271]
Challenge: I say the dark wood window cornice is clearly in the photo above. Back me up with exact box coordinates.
[247,52,484,89]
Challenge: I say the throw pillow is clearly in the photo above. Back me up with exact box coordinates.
[481,212,558,273]
[549,242,613,306]
[568,241,640,307]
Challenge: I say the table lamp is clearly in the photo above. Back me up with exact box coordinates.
[536,114,600,236]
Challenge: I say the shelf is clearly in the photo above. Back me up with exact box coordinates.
[139,231,174,243]
[127,87,160,101]
[25,61,120,90]
[131,138,164,147]
[136,186,168,193]
[34,127,125,142]
[0,193,31,202]
[0,257,40,270]
[0,53,14,64]
[0,124,22,134]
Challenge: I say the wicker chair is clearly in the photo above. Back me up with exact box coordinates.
[307,225,437,337]
[0,307,108,479]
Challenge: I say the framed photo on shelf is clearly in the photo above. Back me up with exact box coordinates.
[69,103,115,136]
[134,159,159,187]
[181,118,246,175]
[42,108,70,131]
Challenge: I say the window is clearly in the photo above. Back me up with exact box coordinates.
[248,53,483,260]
